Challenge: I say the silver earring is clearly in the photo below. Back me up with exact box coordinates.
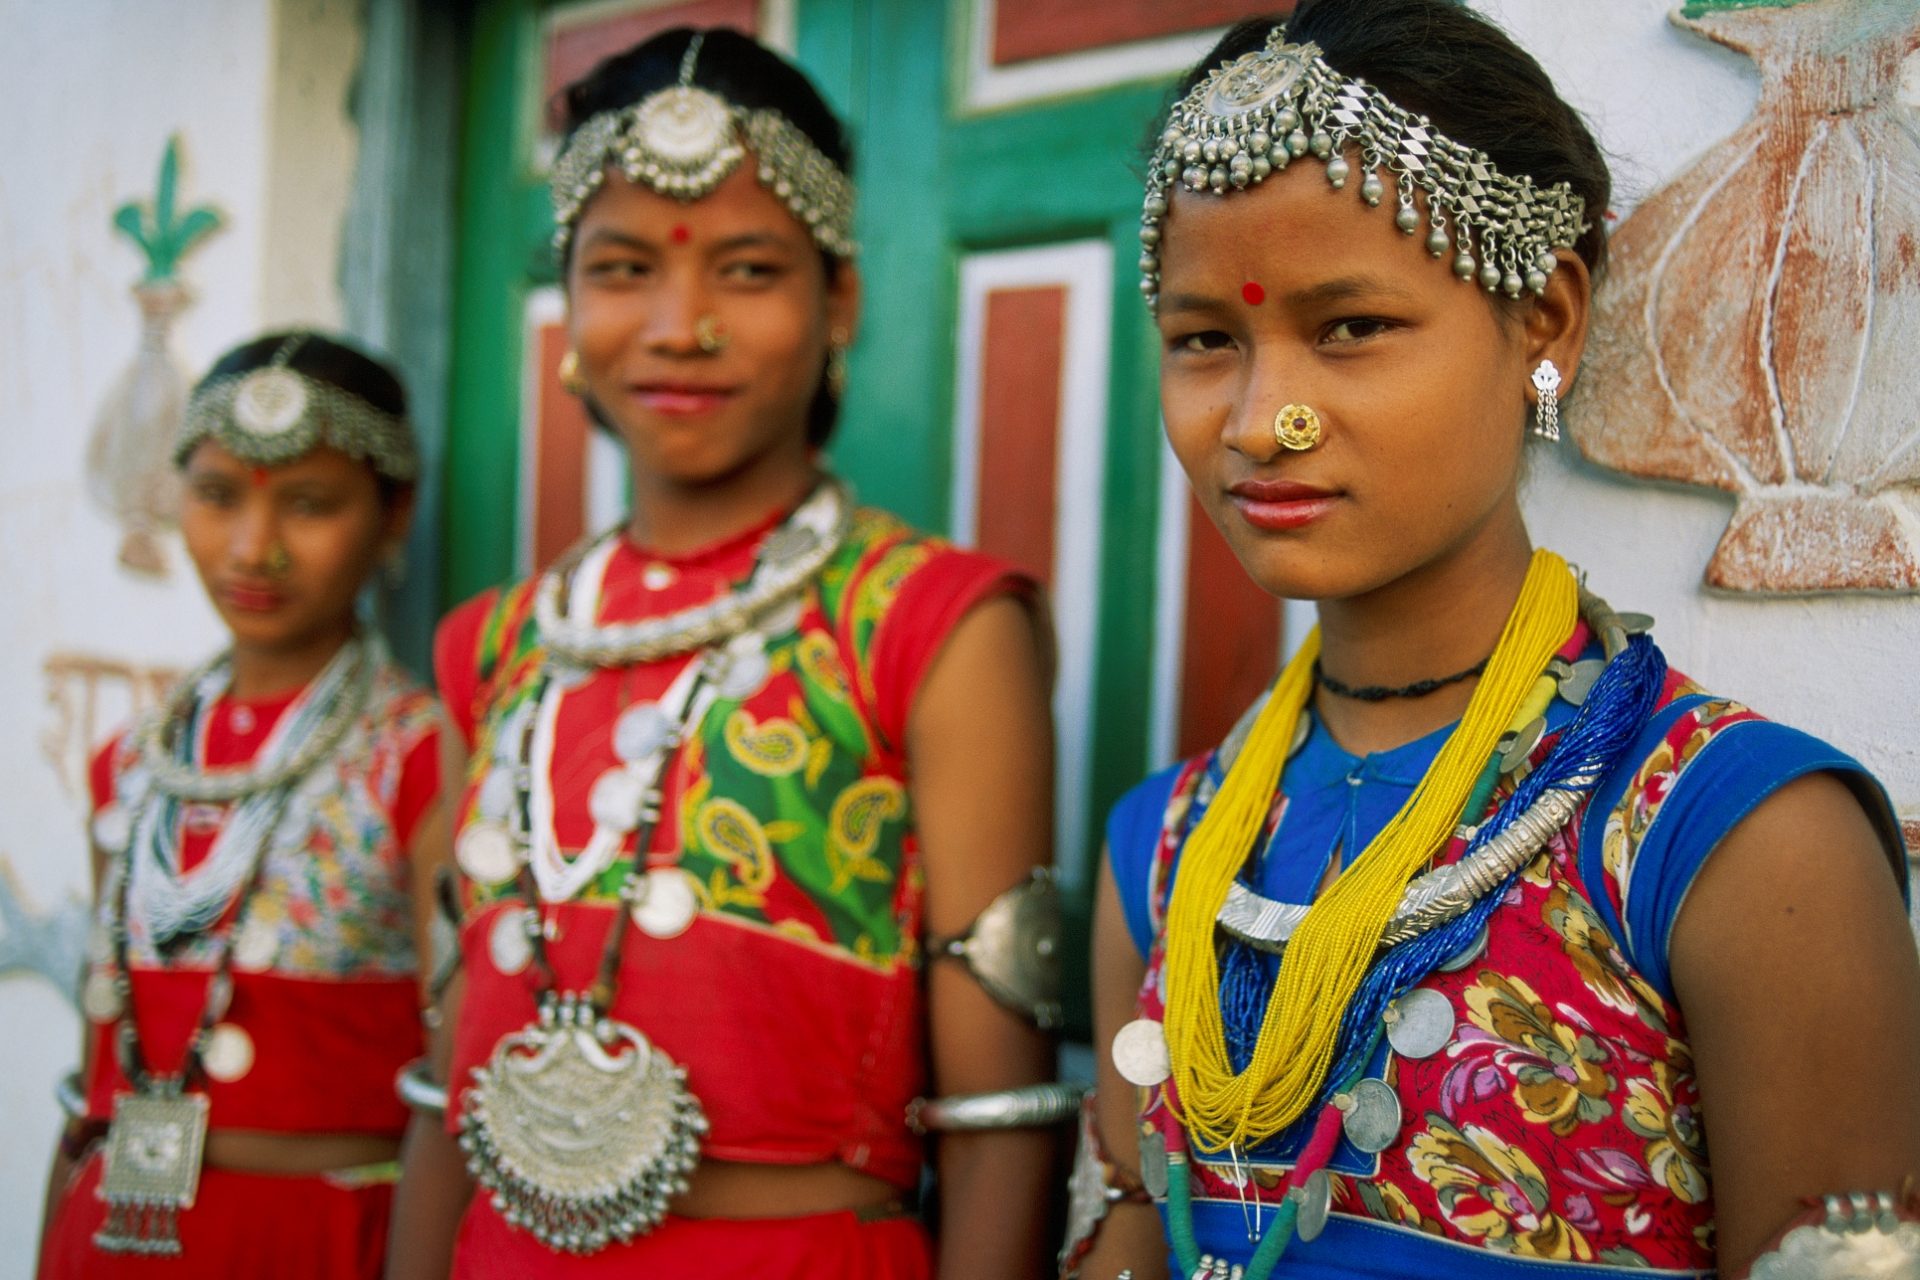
[1530,359,1561,442]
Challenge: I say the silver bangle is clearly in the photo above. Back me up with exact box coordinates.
[396,1058,448,1117]
[55,1069,85,1120]
[906,1082,1081,1134]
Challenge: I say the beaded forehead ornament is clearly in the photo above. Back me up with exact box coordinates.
[549,33,856,262]
[174,334,419,482]
[1139,28,1587,311]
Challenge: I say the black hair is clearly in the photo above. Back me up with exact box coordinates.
[1171,0,1611,282]
[192,330,414,504]
[558,27,854,447]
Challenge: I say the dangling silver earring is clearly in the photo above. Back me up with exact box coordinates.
[1530,359,1561,442]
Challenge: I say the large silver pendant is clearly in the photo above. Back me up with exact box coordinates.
[459,1002,707,1254]
[94,1090,209,1256]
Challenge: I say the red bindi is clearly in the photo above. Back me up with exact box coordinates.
[1241,282,1266,306]
[250,467,270,489]
[670,224,691,244]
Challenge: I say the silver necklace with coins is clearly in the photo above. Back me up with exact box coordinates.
[456,479,850,1255]
[101,638,374,950]
[84,638,373,1256]
[1110,591,1656,1255]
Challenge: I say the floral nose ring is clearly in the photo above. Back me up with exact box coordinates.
[1274,403,1322,451]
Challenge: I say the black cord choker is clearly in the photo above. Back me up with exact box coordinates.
[1315,656,1490,702]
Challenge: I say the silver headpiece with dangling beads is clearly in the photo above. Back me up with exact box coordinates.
[549,32,856,262]
[174,333,419,482]
[1139,28,1587,310]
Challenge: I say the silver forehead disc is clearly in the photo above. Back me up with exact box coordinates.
[456,820,521,886]
[1340,1077,1403,1154]
[1386,988,1456,1060]
[232,367,309,436]
[1139,1128,1170,1199]
[633,86,734,164]
[202,1022,256,1083]
[1558,658,1606,707]
[91,805,132,855]
[231,915,279,972]
[630,867,700,939]
[1437,921,1490,973]
[1293,1167,1333,1242]
[82,970,124,1023]
[489,906,534,975]
[1499,717,1547,774]
[1204,44,1315,118]
[588,768,647,833]
[613,702,675,764]
[1111,1018,1173,1088]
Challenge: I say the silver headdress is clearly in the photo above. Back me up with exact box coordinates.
[550,33,856,261]
[174,334,419,482]
[1140,29,1587,310]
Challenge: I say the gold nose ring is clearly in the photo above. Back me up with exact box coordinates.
[694,314,730,355]
[265,544,293,579]
[1273,403,1322,451]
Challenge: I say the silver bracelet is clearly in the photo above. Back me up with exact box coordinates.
[395,1058,448,1117]
[905,1082,1081,1134]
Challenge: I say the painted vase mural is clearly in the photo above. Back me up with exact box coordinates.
[85,137,222,576]
[1574,0,1920,593]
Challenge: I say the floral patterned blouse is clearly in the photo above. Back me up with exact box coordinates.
[1109,636,1903,1278]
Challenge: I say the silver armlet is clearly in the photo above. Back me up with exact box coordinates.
[56,1069,85,1120]
[396,1057,449,1117]
[905,1082,1081,1135]
[1748,1191,1920,1279]
[927,867,1062,1030]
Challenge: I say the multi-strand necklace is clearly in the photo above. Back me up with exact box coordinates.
[84,635,373,1255]
[1112,559,1666,1278]
[456,479,852,1254]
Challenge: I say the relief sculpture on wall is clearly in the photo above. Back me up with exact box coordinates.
[1574,0,1920,593]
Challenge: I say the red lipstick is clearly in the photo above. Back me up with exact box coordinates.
[221,581,286,613]
[630,381,737,416]
[1228,478,1341,531]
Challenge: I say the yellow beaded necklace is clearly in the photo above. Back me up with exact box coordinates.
[1162,549,1577,1154]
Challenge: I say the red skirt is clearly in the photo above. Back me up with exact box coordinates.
[39,1149,392,1280]
[451,1199,933,1279]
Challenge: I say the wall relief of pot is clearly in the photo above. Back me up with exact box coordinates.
[1574,0,1920,593]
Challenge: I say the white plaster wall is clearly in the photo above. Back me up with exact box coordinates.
[0,0,362,1267]
[1474,0,1920,831]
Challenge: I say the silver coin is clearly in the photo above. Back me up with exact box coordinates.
[1499,716,1547,774]
[90,805,132,855]
[588,768,646,833]
[1293,1167,1332,1242]
[1139,1129,1170,1199]
[1437,922,1489,973]
[1558,658,1605,707]
[456,820,521,886]
[477,768,518,821]
[232,915,279,972]
[716,642,770,702]
[489,906,534,975]
[1386,988,1455,1060]
[631,868,700,939]
[82,970,124,1023]
[1111,1018,1172,1088]
[202,1022,255,1082]
[613,703,675,763]
[1340,1077,1403,1154]
[1616,611,1655,635]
